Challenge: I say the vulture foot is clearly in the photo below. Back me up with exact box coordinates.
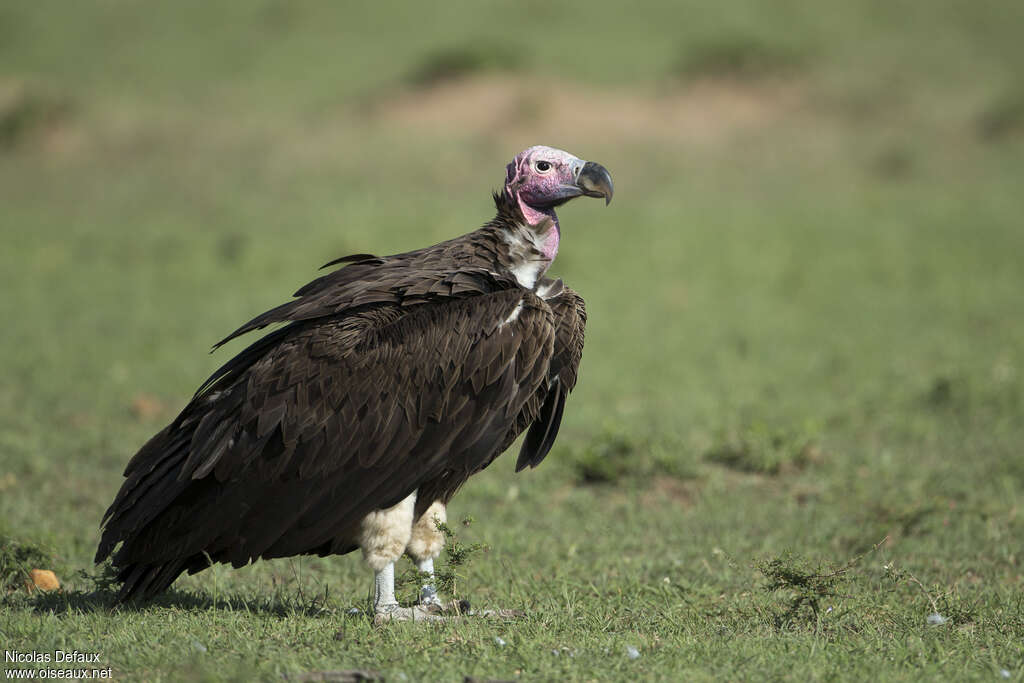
[373,598,524,625]
[373,603,450,625]
[417,586,443,608]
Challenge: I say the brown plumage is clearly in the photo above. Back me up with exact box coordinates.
[96,146,611,605]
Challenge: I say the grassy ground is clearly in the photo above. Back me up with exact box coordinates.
[2,1,1023,680]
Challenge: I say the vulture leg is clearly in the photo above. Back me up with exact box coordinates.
[406,500,447,607]
[359,492,414,616]
[414,557,440,607]
[372,561,398,613]
[359,492,447,623]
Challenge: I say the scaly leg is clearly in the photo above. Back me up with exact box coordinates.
[415,556,442,607]
[406,500,447,608]
[372,561,399,614]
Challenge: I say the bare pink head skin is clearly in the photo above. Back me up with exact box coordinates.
[502,145,614,260]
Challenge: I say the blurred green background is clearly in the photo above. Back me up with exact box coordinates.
[2,1,1023,680]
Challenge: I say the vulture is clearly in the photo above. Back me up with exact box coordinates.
[96,145,613,621]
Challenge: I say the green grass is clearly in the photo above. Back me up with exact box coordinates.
[2,1,1023,680]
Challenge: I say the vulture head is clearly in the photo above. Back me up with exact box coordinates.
[504,145,614,228]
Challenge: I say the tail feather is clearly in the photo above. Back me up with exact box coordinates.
[97,398,219,599]
[116,560,187,603]
[95,435,193,564]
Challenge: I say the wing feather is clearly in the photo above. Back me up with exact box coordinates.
[516,284,586,471]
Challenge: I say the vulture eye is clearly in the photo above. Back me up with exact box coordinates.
[535,160,552,172]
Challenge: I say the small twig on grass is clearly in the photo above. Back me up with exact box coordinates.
[76,561,120,595]
[883,560,940,614]
[434,516,488,601]
[755,537,887,626]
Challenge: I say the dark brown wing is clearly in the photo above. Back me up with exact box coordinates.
[516,283,586,471]
[97,288,555,601]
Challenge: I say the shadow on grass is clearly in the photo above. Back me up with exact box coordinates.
[16,584,340,618]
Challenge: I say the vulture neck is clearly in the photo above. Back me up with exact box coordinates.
[491,192,560,290]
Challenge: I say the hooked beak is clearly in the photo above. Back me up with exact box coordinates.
[575,161,614,205]
[545,159,615,207]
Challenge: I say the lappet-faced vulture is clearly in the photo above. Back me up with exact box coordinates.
[96,146,613,621]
